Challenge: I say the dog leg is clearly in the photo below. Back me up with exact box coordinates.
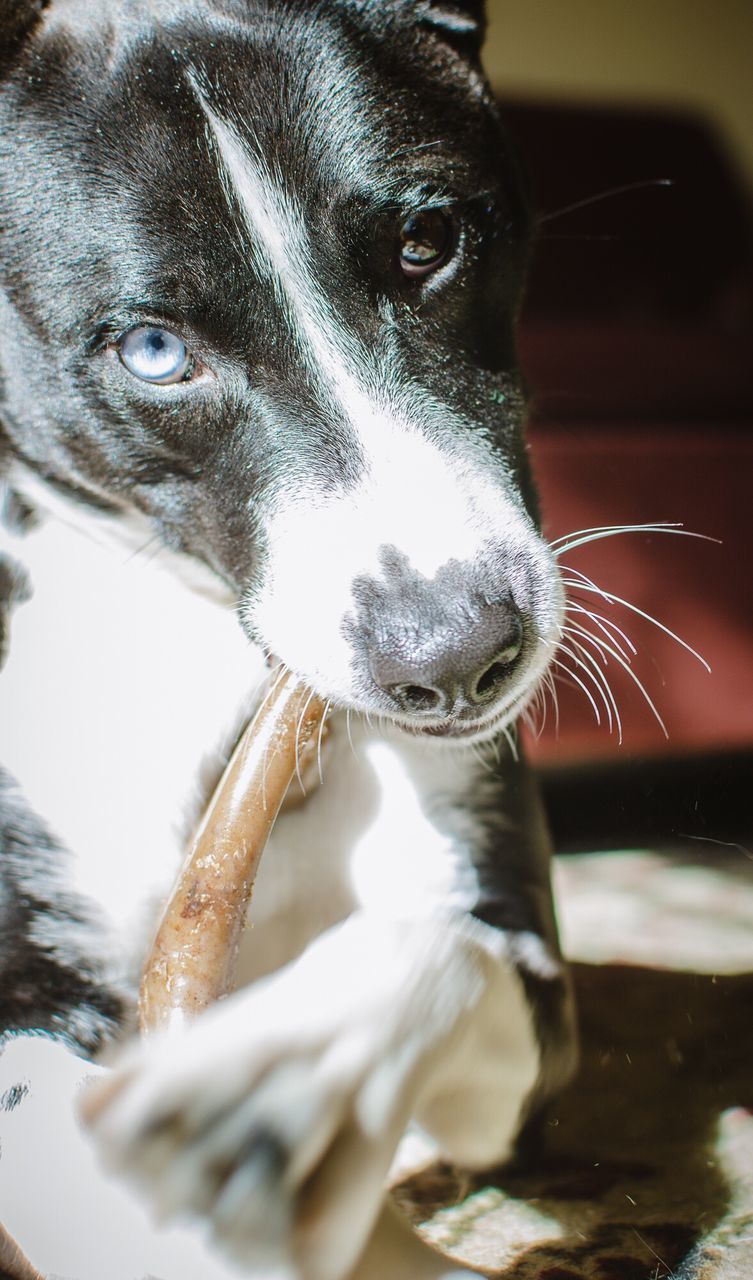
[84,910,544,1280]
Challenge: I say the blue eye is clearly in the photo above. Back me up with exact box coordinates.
[117,326,193,384]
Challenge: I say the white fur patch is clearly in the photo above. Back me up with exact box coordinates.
[232,717,489,987]
[347,734,482,917]
[0,468,267,982]
[248,468,561,713]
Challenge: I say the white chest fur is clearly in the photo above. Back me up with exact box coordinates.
[0,482,485,994]
[0,486,266,979]
[240,726,484,984]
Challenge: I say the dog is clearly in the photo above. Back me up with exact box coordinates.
[0,2,577,1277]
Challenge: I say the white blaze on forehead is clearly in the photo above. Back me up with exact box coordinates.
[194,83,526,519]
[194,83,377,437]
[193,82,559,695]
[192,83,506,516]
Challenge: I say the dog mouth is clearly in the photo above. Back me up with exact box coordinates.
[263,663,533,746]
[396,701,521,744]
[391,676,543,744]
[412,719,494,740]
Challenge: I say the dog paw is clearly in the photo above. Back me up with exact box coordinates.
[83,959,424,1280]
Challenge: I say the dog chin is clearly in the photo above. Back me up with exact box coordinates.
[387,704,518,746]
[412,718,506,742]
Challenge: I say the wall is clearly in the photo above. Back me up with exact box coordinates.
[483,0,753,193]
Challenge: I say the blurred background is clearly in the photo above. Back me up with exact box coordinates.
[397,17,753,1274]
[484,0,753,190]
[478,0,753,848]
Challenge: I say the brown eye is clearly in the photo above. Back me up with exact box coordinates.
[398,209,453,279]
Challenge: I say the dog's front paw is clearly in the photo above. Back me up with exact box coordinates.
[84,955,422,1280]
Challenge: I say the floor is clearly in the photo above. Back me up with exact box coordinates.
[392,843,753,1279]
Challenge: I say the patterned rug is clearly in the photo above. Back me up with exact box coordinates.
[391,848,753,1280]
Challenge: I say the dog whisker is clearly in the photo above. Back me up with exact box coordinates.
[536,686,549,739]
[384,138,444,163]
[552,655,603,727]
[294,686,319,795]
[565,620,668,738]
[522,706,539,739]
[528,682,548,739]
[566,600,636,659]
[546,672,561,738]
[316,699,331,786]
[558,639,616,734]
[566,623,609,666]
[255,662,291,809]
[551,666,591,702]
[123,533,164,565]
[561,566,711,671]
[562,629,623,741]
[530,670,558,741]
[550,521,678,548]
[550,520,701,557]
[469,741,495,773]
[536,177,674,226]
[502,723,519,762]
[566,618,626,667]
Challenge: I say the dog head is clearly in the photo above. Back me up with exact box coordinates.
[0,0,562,740]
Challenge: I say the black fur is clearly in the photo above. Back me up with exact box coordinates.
[0,556,29,670]
[0,0,532,594]
[467,752,578,1105]
[0,0,572,1144]
[0,769,125,1053]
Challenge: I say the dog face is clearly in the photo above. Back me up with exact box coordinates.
[0,0,562,739]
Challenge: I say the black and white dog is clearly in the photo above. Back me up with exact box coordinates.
[0,2,577,1277]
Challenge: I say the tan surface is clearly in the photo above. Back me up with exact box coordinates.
[484,0,753,195]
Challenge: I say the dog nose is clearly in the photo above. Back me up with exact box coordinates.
[369,600,524,717]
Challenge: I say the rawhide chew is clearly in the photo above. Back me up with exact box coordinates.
[138,670,326,1034]
[0,1224,44,1280]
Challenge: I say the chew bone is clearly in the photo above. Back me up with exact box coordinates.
[138,669,326,1034]
[0,1224,44,1280]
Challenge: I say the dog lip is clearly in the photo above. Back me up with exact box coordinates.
[406,710,509,741]
[416,721,481,738]
[401,687,534,741]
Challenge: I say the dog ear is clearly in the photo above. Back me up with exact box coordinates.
[0,0,49,62]
[415,1,486,50]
